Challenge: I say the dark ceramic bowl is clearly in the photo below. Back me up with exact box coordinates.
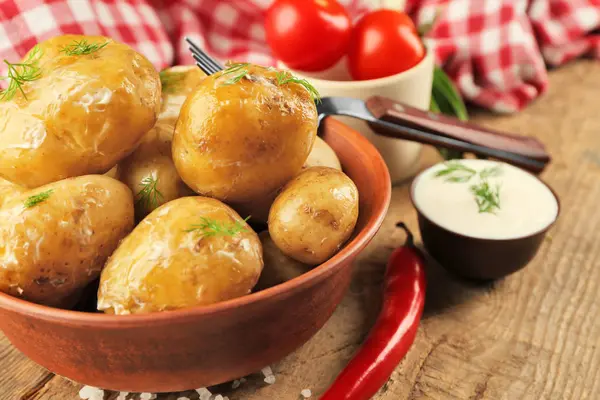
[410,165,559,281]
[0,118,391,393]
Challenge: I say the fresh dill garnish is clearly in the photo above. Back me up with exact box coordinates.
[275,71,321,103]
[0,45,43,101]
[470,180,501,214]
[185,216,250,238]
[135,175,164,211]
[219,62,250,86]
[434,161,477,183]
[59,39,109,56]
[24,189,53,208]
[479,165,503,179]
[159,70,187,94]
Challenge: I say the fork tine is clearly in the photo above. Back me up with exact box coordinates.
[185,37,224,74]
[191,53,220,75]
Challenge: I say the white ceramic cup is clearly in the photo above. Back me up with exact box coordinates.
[280,48,434,184]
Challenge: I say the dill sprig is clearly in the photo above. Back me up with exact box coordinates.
[59,39,109,56]
[185,216,250,238]
[434,161,477,183]
[470,180,501,214]
[275,71,321,103]
[159,70,186,94]
[24,189,53,208]
[0,45,43,101]
[479,165,503,179]
[220,63,250,86]
[135,175,164,211]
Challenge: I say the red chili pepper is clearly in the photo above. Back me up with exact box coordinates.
[320,222,426,400]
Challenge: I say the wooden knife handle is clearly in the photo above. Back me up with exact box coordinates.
[365,96,551,162]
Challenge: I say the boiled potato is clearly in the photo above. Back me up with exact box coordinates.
[0,175,134,307]
[0,35,161,187]
[303,136,342,170]
[255,231,311,291]
[97,197,263,315]
[232,137,341,223]
[118,66,205,219]
[0,178,25,208]
[268,167,359,265]
[173,63,318,203]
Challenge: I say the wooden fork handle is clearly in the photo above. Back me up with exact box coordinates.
[365,96,551,162]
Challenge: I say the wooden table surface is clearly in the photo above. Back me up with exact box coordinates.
[2,60,600,400]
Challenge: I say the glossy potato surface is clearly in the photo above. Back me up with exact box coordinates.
[0,178,25,208]
[0,35,161,187]
[0,175,134,307]
[268,167,359,265]
[232,136,341,223]
[97,197,263,315]
[173,64,318,203]
[255,231,311,291]
[119,66,205,219]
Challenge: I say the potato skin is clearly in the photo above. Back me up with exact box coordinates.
[232,137,341,223]
[0,178,25,208]
[97,197,264,315]
[118,66,204,220]
[303,136,342,170]
[268,167,359,265]
[255,231,311,291]
[173,64,318,203]
[0,35,161,187]
[0,175,134,308]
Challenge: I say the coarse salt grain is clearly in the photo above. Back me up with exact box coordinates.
[78,386,104,400]
[264,375,276,385]
[140,393,156,400]
[177,397,190,400]
[301,389,312,398]
[116,392,129,400]
[196,387,212,400]
[262,366,276,384]
[232,379,241,389]
[214,395,224,400]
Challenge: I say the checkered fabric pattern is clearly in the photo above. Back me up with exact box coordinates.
[0,0,599,112]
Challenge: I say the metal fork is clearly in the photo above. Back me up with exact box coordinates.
[184,37,550,173]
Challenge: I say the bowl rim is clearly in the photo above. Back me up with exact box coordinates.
[409,159,561,242]
[0,119,391,327]
[282,47,434,89]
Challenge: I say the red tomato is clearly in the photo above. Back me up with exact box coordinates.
[348,10,425,81]
[265,0,352,72]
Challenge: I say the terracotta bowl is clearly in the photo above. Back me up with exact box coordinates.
[410,164,559,281]
[0,118,391,393]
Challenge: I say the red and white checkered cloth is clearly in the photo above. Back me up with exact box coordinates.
[0,0,599,112]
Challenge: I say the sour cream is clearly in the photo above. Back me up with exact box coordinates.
[412,159,558,240]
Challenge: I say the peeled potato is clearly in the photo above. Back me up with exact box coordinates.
[173,64,318,203]
[97,197,263,315]
[0,175,134,308]
[268,167,359,265]
[0,35,161,187]
[255,231,311,291]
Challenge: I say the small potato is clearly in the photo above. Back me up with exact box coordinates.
[0,35,161,187]
[119,66,205,219]
[173,64,318,203]
[255,231,311,291]
[268,167,359,265]
[0,175,134,307]
[303,136,342,170]
[97,197,263,315]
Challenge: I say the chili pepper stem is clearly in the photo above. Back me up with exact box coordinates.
[396,222,415,248]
